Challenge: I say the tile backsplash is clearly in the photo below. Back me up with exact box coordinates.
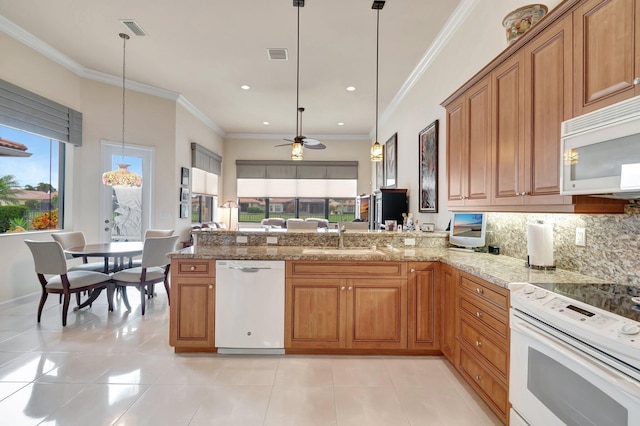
[487,203,640,286]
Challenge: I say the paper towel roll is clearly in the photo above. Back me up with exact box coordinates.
[527,221,554,267]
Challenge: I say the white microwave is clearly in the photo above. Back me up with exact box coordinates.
[560,95,640,198]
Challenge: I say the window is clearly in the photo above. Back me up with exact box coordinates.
[191,194,217,223]
[238,197,355,224]
[0,125,64,233]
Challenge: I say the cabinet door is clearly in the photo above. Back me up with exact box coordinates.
[492,51,526,205]
[169,278,215,349]
[440,264,458,363]
[574,0,640,115]
[347,279,407,349]
[524,14,574,205]
[285,279,346,349]
[446,95,466,206]
[408,262,439,350]
[465,76,492,206]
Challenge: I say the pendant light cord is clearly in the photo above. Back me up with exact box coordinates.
[296,5,300,138]
[120,33,129,162]
[375,8,379,143]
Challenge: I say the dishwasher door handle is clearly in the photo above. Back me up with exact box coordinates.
[228,266,271,273]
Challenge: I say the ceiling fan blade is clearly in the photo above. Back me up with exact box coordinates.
[302,137,321,146]
[304,142,326,150]
[274,142,292,147]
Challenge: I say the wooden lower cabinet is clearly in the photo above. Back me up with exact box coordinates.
[456,270,510,424]
[285,261,408,351]
[169,259,216,351]
[440,263,458,363]
[408,262,439,350]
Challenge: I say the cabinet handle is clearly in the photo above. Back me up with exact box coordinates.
[634,77,640,85]
[190,266,196,271]
[348,286,353,291]
[341,286,346,291]
[476,311,483,319]
[475,375,482,381]
[476,288,483,294]
[209,285,213,289]
[475,340,482,347]
[410,268,416,272]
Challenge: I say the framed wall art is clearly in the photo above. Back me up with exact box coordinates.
[179,203,190,219]
[384,133,397,189]
[180,187,190,203]
[181,167,190,186]
[375,146,385,190]
[418,120,438,213]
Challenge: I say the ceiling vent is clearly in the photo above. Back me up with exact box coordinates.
[267,48,288,60]
[119,20,148,36]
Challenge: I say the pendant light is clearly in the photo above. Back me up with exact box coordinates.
[102,33,142,187]
[370,1,385,162]
[291,0,304,161]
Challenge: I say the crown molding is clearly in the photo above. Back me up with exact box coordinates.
[376,0,481,132]
[0,15,223,135]
[226,133,369,141]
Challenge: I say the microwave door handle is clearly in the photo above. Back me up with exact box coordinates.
[513,318,640,399]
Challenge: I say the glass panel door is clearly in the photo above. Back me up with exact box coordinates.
[101,141,153,243]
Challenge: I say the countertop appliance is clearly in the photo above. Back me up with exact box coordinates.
[509,282,640,425]
[215,260,285,354]
[560,94,640,198]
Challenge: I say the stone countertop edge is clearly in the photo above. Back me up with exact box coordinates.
[169,246,613,290]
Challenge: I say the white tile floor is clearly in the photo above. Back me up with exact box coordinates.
[0,287,502,425]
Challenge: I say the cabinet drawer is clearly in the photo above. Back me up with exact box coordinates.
[175,260,214,277]
[287,261,406,278]
[459,319,508,378]
[459,349,508,420]
[459,296,508,339]
[459,274,508,313]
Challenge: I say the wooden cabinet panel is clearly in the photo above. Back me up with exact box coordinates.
[408,262,439,350]
[288,261,406,279]
[459,274,509,315]
[459,349,509,423]
[524,14,574,205]
[286,279,345,349]
[440,264,458,363]
[348,279,407,349]
[446,76,492,207]
[460,319,508,378]
[459,297,509,340]
[492,51,526,205]
[574,0,640,115]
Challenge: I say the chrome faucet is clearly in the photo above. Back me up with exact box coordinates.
[339,225,345,249]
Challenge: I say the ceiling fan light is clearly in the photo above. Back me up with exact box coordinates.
[291,141,304,161]
[371,141,383,162]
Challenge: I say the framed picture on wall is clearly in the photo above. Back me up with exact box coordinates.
[180,187,190,202]
[179,203,190,219]
[384,133,397,189]
[418,120,438,213]
[375,146,385,190]
[181,167,190,186]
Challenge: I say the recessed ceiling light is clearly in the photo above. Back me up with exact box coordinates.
[241,85,250,90]
[263,121,270,125]
[338,122,345,126]
[346,86,356,92]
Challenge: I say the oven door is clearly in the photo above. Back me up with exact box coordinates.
[510,312,640,426]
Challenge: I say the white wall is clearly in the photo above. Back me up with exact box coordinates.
[222,137,371,201]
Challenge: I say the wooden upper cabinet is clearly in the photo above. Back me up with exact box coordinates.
[524,14,574,205]
[446,76,492,207]
[574,0,640,115]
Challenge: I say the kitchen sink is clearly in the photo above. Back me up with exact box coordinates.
[302,248,384,255]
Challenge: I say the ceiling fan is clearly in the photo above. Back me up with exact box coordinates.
[274,0,326,156]
[275,107,326,150]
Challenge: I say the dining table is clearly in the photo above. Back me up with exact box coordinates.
[64,241,144,311]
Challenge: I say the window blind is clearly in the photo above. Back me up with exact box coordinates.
[0,79,83,146]
[191,142,221,174]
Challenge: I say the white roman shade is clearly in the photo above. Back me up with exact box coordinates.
[191,142,221,195]
[236,160,358,198]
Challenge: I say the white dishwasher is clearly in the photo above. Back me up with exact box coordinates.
[215,260,285,354]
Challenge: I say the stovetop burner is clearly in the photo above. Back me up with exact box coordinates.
[533,282,640,322]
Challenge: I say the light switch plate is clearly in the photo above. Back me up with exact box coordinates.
[266,236,278,244]
[575,228,586,246]
[236,236,248,244]
[404,238,416,246]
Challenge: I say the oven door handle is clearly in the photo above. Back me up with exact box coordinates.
[512,316,640,400]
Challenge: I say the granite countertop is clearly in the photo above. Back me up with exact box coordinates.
[169,245,612,289]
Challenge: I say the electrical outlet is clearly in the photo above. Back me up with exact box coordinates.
[266,236,278,244]
[236,235,248,244]
[404,238,416,246]
[575,228,586,246]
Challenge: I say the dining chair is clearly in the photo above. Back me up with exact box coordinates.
[130,229,174,296]
[111,235,179,315]
[24,240,114,326]
[51,231,111,272]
